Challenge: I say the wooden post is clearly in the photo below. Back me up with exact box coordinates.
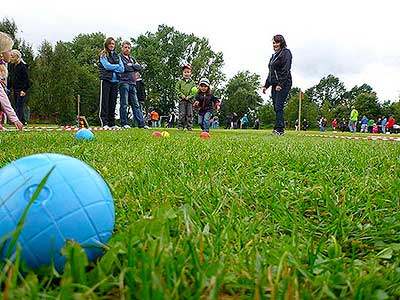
[298,92,302,131]
[77,94,81,118]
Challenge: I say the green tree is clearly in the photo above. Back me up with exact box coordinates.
[354,92,381,121]
[71,33,106,124]
[285,88,319,129]
[330,104,351,124]
[132,25,225,115]
[320,100,331,121]
[257,103,275,128]
[306,74,346,108]
[389,101,400,120]
[381,100,400,121]
[222,71,263,121]
[50,42,78,124]
[344,83,374,104]
[29,41,54,119]
[0,17,18,40]
[0,17,34,66]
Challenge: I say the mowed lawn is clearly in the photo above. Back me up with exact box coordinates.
[0,129,399,299]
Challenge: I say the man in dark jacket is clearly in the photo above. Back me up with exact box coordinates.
[9,49,29,125]
[118,41,148,129]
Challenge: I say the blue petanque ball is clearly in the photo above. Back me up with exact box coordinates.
[75,128,94,141]
[0,153,115,270]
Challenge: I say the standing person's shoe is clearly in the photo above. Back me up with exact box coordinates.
[142,125,150,129]
[271,129,284,136]
[123,125,131,129]
[111,125,121,129]
[103,125,110,129]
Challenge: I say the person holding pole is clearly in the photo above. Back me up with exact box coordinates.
[262,34,292,136]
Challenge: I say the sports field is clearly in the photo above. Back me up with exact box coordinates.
[1,129,399,299]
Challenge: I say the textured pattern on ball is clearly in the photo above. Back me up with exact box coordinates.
[0,153,114,270]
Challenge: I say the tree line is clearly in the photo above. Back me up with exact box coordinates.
[1,18,399,128]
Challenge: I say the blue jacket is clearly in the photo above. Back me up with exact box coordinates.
[99,51,124,82]
[361,117,369,125]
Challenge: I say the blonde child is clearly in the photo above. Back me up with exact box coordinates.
[0,54,7,128]
[175,64,196,130]
[0,32,23,131]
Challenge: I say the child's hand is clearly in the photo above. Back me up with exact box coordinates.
[193,101,199,110]
[14,120,23,130]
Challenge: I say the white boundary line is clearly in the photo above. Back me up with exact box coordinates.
[1,126,124,132]
[303,134,400,142]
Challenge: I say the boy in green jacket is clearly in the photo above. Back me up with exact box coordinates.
[175,64,196,130]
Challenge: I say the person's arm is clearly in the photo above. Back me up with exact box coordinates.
[175,81,185,99]
[21,64,29,92]
[142,81,146,100]
[212,95,220,110]
[0,87,23,130]
[277,49,292,88]
[100,56,124,72]
[115,57,124,73]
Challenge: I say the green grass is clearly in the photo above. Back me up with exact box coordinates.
[0,129,400,299]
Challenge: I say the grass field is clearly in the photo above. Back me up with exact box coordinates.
[0,128,400,299]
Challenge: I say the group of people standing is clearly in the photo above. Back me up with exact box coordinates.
[98,38,148,129]
[313,108,397,134]
[224,113,258,129]
[99,33,290,134]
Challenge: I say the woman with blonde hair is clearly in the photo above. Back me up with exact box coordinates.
[98,37,124,128]
[9,49,29,125]
[0,32,23,130]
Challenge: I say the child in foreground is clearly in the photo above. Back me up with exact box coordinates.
[0,32,23,131]
[193,78,220,133]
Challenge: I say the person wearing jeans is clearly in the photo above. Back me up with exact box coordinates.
[262,34,292,136]
[118,41,148,129]
[348,107,358,133]
[271,83,291,133]
[194,78,220,132]
[119,82,146,128]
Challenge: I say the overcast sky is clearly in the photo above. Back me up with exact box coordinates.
[2,0,399,102]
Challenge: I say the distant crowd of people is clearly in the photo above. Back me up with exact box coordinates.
[293,107,397,134]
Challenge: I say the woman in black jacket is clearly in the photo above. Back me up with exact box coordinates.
[9,49,29,125]
[262,34,292,135]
